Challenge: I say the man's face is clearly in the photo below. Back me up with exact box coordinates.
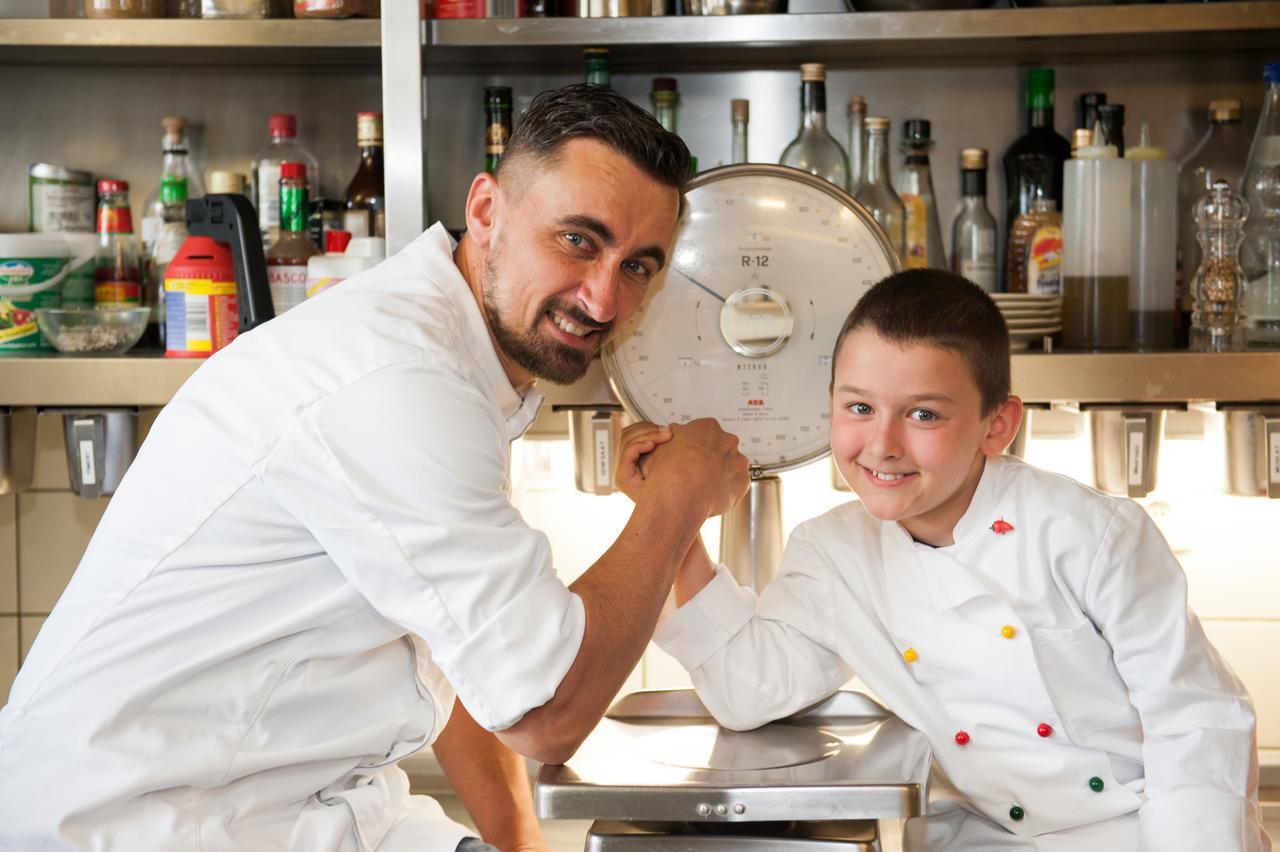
[829,328,999,546]
[480,138,681,385]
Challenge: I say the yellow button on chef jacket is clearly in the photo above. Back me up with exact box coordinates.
[655,456,1270,852]
[0,224,586,852]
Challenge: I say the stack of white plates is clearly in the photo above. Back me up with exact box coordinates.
[991,294,1062,350]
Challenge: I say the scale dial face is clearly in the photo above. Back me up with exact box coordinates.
[603,165,900,474]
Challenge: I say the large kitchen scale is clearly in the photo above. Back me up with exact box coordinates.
[538,165,923,850]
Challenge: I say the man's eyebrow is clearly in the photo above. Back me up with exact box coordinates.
[559,214,668,270]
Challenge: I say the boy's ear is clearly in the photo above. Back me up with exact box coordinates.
[983,395,1025,456]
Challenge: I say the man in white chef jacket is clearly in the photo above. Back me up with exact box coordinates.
[0,85,750,852]
[646,271,1271,851]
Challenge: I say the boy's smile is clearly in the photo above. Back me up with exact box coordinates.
[830,328,1021,547]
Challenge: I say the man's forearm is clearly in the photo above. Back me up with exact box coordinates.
[433,698,545,852]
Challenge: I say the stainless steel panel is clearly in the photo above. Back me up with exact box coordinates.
[382,1,427,254]
[585,820,881,851]
[535,690,931,822]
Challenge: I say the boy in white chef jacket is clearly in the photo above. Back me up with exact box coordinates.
[641,270,1271,851]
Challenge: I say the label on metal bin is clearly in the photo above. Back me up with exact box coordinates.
[1127,430,1144,487]
[78,436,96,486]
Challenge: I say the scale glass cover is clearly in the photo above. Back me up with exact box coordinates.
[603,164,901,474]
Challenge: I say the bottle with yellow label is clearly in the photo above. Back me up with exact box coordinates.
[1007,194,1062,296]
[896,119,945,270]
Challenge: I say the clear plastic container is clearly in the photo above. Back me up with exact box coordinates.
[1062,133,1131,350]
[294,0,380,15]
[201,0,273,18]
[1126,123,1177,351]
[84,0,163,16]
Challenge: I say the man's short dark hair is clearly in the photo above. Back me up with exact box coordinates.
[832,270,1011,416]
[499,83,691,191]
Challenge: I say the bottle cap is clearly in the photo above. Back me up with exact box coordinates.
[960,147,987,170]
[356,111,383,146]
[1097,103,1125,127]
[1124,122,1165,160]
[731,99,749,122]
[848,95,866,115]
[1075,122,1118,159]
[1071,128,1094,152]
[326,230,353,254]
[1265,62,1280,85]
[208,171,247,195]
[159,175,189,205]
[800,63,826,82]
[583,47,609,56]
[484,88,512,108]
[161,116,187,137]
[97,178,128,193]
[903,119,931,142]
[1074,92,1106,129]
[269,113,298,139]
[280,161,307,180]
[652,77,678,93]
[865,116,890,130]
[1209,99,1243,122]
[1026,68,1055,110]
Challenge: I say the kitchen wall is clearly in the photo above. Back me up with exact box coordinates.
[3,409,1278,758]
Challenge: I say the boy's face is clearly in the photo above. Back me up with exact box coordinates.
[829,328,1021,547]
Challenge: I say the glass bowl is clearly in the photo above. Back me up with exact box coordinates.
[35,307,150,356]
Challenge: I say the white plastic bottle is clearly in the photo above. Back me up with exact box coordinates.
[305,232,385,300]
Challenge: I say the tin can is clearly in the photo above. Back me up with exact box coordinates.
[28,164,96,234]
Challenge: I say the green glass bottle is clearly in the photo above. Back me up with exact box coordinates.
[484,87,513,175]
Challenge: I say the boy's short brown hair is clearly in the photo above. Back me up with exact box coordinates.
[832,270,1011,416]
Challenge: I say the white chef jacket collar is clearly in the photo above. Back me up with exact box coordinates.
[409,224,545,441]
[881,455,1003,612]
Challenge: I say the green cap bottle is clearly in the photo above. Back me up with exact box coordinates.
[1027,68,1055,111]
[159,175,189,206]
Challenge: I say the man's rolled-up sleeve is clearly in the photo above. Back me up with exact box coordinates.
[260,360,585,732]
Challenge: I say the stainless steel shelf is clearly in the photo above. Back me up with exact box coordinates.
[425,1,1280,69]
[0,354,200,407]
[0,19,381,66]
[0,350,1275,408]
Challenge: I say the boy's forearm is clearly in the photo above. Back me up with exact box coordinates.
[433,698,545,852]
[675,536,717,607]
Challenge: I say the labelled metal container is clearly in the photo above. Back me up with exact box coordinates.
[51,407,139,499]
[1088,407,1168,498]
[566,406,623,496]
[28,163,95,234]
[1224,408,1280,498]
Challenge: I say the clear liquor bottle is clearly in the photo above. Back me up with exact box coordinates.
[140,117,203,264]
[731,99,749,165]
[847,95,867,195]
[143,175,189,349]
[779,63,849,192]
[855,117,906,258]
[251,114,320,248]
[266,162,319,316]
[950,148,998,292]
[896,119,946,270]
[1242,62,1280,348]
[1002,68,1071,290]
[1176,99,1250,346]
[342,111,385,239]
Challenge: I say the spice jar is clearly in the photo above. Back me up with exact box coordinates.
[294,0,380,16]
[201,0,273,17]
[85,0,163,16]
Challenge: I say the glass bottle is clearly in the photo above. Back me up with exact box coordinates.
[1002,68,1072,290]
[731,99,749,165]
[94,180,142,309]
[251,114,320,248]
[140,117,203,265]
[342,111,385,239]
[951,147,998,292]
[1177,99,1250,346]
[1190,180,1249,352]
[779,63,849,192]
[855,117,906,258]
[1007,195,1062,295]
[144,176,189,349]
[266,162,320,316]
[483,90,512,176]
[897,119,945,270]
[1242,63,1280,348]
[847,95,867,195]
[652,78,697,174]
[584,48,611,88]
[1097,104,1126,158]
[1075,92,1107,134]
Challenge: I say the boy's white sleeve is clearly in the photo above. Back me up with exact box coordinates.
[1083,499,1267,852]
[654,524,852,732]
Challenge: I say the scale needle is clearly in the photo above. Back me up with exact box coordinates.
[671,267,727,303]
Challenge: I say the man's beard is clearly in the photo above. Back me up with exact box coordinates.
[482,253,611,386]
